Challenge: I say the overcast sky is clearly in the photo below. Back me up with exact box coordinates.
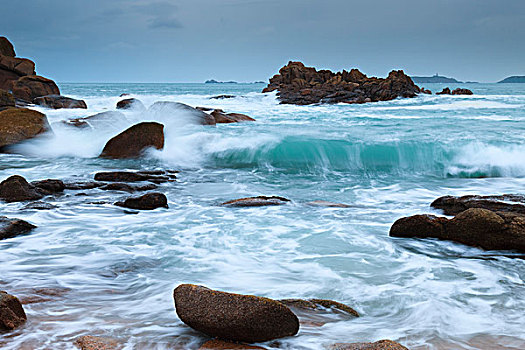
[1,0,524,83]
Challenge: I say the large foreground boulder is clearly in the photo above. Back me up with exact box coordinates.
[0,108,51,148]
[0,291,27,330]
[262,61,420,105]
[174,284,299,343]
[114,192,168,210]
[390,208,525,253]
[33,95,87,109]
[99,122,164,158]
[0,216,36,240]
[10,75,60,102]
[149,101,216,125]
[329,340,408,350]
[0,175,44,202]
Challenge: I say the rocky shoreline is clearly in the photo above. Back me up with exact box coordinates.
[0,37,521,349]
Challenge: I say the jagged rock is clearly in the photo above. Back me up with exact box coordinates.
[74,336,122,350]
[174,284,299,343]
[436,87,451,95]
[100,122,164,158]
[94,171,172,183]
[0,108,51,148]
[116,98,145,110]
[390,208,525,253]
[329,340,409,350]
[149,101,216,125]
[431,194,525,216]
[0,37,15,57]
[262,61,420,105]
[31,179,65,195]
[0,90,15,110]
[0,216,36,240]
[221,196,291,207]
[199,340,266,350]
[114,192,168,210]
[419,88,432,94]
[0,291,27,330]
[33,95,87,109]
[0,175,44,202]
[10,75,60,102]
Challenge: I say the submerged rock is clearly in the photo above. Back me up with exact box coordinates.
[221,196,291,207]
[210,94,236,99]
[94,171,173,183]
[306,200,351,208]
[0,175,44,202]
[436,87,473,96]
[22,201,58,210]
[199,340,267,349]
[11,75,60,102]
[431,194,525,216]
[116,98,145,110]
[279,298,359,317]
[100,122,164,158]
[149,101,216,125]
[99,182,157,193]
[0,216,36,240]
[174,284,299,343]
[262,61,420,105]
[66,111,128,130]
[211,110,255,124]
[390,208,525,253]
[0,291,27,330]
[329,340,409,350]
[279,298,359,328]
[114,192,168,210]
[0,108,51,149]
[74,335,122,350]
[33,95,87,109]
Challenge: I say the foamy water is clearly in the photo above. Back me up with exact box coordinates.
[1,83,525,349]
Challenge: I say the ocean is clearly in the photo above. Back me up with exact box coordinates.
[1,82,524,349]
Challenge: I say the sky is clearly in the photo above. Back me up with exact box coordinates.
[1,0,524,83]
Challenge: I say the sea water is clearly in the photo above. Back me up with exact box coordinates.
[0,82,524,349]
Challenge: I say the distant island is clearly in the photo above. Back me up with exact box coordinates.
[411,74,462,84]
[205,79,238,84]
[498,76,525,83]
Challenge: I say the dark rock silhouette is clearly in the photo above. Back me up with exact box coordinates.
[115,192,168,210]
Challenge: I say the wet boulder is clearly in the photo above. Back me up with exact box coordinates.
[211,110,255,124]
[94,170,172,183]
[31,179,65,195]
[0,175,44,202]
[0,108,51,148]
[199,340,266,349]
[221,196,290,207]
[431,194,525,216]
[0,216,36,240]
[329,340,408,350]
[174,284,300,343]
[114,192,168,210]
[10,75,60,102]
[33,95,87,109]
[0,291,27,330]
[100,122,164,158]
[390,209,525,253]
[149,101,216,125]
[116,98,145,110]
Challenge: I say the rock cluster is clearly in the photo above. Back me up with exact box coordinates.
[262,61,421,105]
[0,36,86,107]
[436,87,473,95]
[390,195,525,253]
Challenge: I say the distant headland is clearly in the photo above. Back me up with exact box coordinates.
[410,74,462,84]
[498,76,525,83]
[205,79,238,84]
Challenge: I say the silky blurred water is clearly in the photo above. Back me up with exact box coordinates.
[1,82,525,349]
